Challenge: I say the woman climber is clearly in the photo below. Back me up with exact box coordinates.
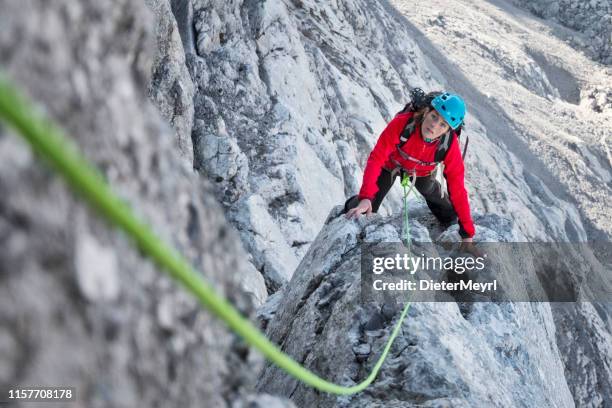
[343,90,476,244]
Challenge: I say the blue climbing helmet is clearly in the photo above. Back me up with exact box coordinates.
[431,92,466,130]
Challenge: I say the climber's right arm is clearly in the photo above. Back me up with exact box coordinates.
[357,113,410,201]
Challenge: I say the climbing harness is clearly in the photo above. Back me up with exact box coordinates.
[0,76,413,396]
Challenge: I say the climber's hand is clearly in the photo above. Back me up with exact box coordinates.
[345,199,373,220]
[459,238,484,258]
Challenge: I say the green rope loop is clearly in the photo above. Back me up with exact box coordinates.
[0,75,412,396]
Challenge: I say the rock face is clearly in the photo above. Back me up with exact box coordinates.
[510,0,612,65]
[175,0,611,292]
[1,0,611,407]
[185,0,444,289]
[257,205,610,407]
[553,302,612,408]
[147,0,197,166]
[0,0,279,406]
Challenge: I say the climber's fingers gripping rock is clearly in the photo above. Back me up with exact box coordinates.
[345,198,373,220]
[459,239,485,258]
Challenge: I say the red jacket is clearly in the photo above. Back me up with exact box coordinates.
[358,111,475,238]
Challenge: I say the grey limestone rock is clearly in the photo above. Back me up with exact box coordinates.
[258,206,612,407]
[0,0,283,406]
[511,0,612,65]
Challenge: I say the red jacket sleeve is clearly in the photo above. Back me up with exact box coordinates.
[358,114,409,200]
[443,136,476,238]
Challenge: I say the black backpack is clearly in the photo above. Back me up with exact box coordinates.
[396,88,469,162]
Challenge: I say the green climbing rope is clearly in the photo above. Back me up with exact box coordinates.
[0,75,412,396]
[401,172,416,250]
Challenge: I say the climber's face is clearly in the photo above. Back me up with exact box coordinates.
[421,108,450,139]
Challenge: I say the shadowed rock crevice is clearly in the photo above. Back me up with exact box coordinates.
[525,48,580,104]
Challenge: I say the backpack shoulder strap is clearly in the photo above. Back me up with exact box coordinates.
[434,126,468,162]
[434,131,454,163]
[398,115,416,147]
[462,134,470,159]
